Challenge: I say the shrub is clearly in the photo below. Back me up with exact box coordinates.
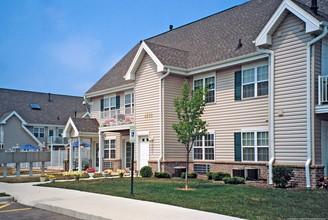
[223,177,245,184]
[154,172,171,178]
[140,166,153,178]
[272,166,294,188]
[181,172,198,179]
[207,172,214,180]
[212,172,231,181]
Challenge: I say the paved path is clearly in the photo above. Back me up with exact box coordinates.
[0,181,243,220]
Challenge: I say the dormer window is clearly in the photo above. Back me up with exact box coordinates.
[30,103,41,110]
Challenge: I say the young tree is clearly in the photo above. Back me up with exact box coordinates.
[172,80,207,189]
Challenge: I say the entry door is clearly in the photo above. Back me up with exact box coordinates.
[125,142,132,168]
[322,121,328,176]
[139,136,149,169]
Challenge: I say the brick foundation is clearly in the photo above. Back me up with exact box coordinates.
[149,161,325,188]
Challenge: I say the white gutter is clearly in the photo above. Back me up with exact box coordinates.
[257,47,275,185]
[158,68,171,172]
[305,23,328,189]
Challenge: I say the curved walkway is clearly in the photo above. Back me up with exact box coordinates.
[0,181,243,220]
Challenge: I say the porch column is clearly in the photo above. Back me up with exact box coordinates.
[69,138,73,171]
[78,137,82,171]
[98,132,103,172]
[29,162,33,176]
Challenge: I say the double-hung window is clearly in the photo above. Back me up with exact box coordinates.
[124,93,134,115]
[104,139,116,159]
[193,132,215,161]
[193,75,215,103]
[242,131,268,162]
[242,65,268,98]
[33,127,44,138]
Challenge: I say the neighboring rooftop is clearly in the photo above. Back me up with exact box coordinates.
[86,0,328,95]
[71,118,99,133]
[0,88,88,125]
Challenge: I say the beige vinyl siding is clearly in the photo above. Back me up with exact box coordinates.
[90,97,101,121]
[271,13,312,164]
[163,74,186,160]
[201,67,268,161]
[4,115,38,149]
[135,54,161,161]
[314,41,322,164]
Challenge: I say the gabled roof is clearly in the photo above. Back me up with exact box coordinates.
[86,0,328,95]
[0,111,27,125]
[0,88,88,126]
[63,117,99,138]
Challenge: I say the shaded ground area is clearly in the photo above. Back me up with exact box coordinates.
[0,202,80,220]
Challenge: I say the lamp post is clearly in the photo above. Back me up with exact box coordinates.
[130,127,135,195]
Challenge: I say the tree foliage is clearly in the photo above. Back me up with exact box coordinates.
[172,80,207,189]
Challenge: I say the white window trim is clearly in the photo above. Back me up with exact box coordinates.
[192,131,215,161]
[242,61,269,99]
[33,127,45,138]
[241,129,269,162]
[193,72,216,103]
[103,94,117,111]
[124,92,134,115]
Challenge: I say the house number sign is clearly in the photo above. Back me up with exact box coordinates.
[144,113,153,119]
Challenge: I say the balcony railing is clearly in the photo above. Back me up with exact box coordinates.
[47,136,68,145]
[100,107,134,127]
[318,75,328,105]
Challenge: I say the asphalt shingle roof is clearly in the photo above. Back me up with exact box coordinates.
[86,0,328,95]
[0,88,87,126]
[71,118,99,133]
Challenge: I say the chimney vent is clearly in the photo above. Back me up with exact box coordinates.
[48,93,52,102]
[169,25,173,31]
[236,39,243,49]
[310,0,318,15]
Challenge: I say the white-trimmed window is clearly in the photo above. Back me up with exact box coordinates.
[242,131,268,162]
[33,127,44,138]
[193,132,215,161]
[0,125,3,143]
[242,65,268,98]
[103,96,116,111]
[124,93,134,115]
[193,75,215,103]
[104,139,116,159]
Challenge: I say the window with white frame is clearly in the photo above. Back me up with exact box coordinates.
[33,127,44,138]
[124,93,134,115]
[103,97,116,111]
[242,65,268,98]
[0,125,3,143]
[104,139,116,159]
[194,75,215,103]
[242,131,269,162]
[193,132,215,160]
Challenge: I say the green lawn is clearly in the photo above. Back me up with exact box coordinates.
[39,178,328,220]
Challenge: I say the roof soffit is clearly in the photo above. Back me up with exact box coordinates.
[124,41,164,80]
[255,0,321,46]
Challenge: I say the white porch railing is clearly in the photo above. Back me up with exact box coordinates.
[47,136,68,145]
[319,75,328,105]
[100,107,134,127]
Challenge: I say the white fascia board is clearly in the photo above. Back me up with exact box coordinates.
[82,112,91,118]
[166,52,268,76]
[84,83,134,99]
[21,125,43,146]
[255,0,320,46]
[26,123,65,128]
[63,118,79,138]
[124,41,164,80]
[1,111,27,125]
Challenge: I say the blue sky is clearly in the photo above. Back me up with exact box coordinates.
[0,0,248,96]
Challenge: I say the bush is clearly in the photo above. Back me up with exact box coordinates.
[140,166,153,178]
[207,172,214,180]
[154,172,171,178]
[181,172,198,179]
[212,172,231,181]
[272,166,294,188]
[223,176,245,184]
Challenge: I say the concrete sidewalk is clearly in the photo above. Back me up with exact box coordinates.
[0,181,243,220]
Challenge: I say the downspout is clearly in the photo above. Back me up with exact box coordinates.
[305,24,328,189]
[257,47,275,185]
[158,68,171,172]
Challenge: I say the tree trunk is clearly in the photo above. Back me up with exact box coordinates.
[185,150,189,189]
